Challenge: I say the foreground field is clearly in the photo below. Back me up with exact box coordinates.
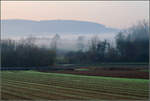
[1,71,149,100]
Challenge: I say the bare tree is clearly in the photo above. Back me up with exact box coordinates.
[50,34,60,51]
[77,36,85,51]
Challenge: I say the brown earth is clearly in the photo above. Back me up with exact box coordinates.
[46,69,149,79]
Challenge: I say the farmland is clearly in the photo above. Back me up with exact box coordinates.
[51,66,149,79]
[1,71,149,100]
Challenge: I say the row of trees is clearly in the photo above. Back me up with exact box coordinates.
[1,20,149,67]
[1,38,56,67]
[116,21,149,62]
[66,20,149,63]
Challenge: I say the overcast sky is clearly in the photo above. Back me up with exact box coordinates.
[1,1,149,29]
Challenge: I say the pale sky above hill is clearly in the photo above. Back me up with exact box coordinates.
[1,1,149,29]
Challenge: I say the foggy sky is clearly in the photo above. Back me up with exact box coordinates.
[1,1,149,29]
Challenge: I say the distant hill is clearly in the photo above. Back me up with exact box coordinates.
[1,19,119,36]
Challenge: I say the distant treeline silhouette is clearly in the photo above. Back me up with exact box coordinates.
[66,20,149,64]
[1,38,56,67]
[1,20,149,68]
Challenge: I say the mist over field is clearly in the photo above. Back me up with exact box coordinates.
[1,19,119,51]
[2,33,117,51]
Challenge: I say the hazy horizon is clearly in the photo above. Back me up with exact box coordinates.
[1,1,149,29]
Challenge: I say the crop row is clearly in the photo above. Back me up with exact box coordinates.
[2,73,148,92]
[2,81,100,100]
[3,78,148,99]
[1,71,149,100]
[3,74,148,94]
[2,78,148,100]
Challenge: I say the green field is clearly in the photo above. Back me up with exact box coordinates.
[1,71,149,100]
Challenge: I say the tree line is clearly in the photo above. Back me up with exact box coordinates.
[66,20,149,64]
[1,38,56,67]
[1,20,149,67]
